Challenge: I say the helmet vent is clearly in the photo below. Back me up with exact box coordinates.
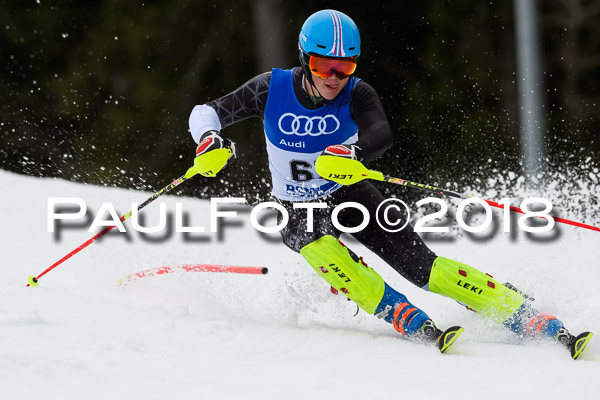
[348,47,355,50]
[316,44,326,49]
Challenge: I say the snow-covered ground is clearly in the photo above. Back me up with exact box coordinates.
[1,168,599,400]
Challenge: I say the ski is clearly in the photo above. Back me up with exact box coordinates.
[569,331,593,360]
[437,326,464,354]
[555,327,593,360]
[432,326,593,358]
[408,320,464,354]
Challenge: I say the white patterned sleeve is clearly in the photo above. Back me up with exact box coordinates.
[189,104,222,144]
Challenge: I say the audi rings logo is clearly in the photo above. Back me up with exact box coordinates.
[278,113,340,136]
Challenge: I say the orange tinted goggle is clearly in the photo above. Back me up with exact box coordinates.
[309,55,357,79]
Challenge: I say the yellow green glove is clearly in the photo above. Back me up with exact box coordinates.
[193,131,237,177]
[315,144,383,185]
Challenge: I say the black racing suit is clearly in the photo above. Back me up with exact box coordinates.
[205,67,437,287]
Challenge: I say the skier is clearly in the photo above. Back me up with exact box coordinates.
[188,9,592,358]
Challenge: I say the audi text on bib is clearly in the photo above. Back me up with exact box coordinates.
[263,68,359,201]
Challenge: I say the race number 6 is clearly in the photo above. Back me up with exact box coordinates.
[290,160,313,182]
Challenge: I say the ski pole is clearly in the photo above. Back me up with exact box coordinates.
[117,264,268,287]
[27,165,200,287]
[315,155,600,233]
[378,174,600,232]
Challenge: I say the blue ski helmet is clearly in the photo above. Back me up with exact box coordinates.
[299,10,360,58]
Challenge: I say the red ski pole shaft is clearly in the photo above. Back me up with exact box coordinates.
[380,174,600,233]
[482,198,600,232]
[117,264,269,286]
[27,166,199,287]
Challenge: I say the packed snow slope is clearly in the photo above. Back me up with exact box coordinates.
[1,169,599,400]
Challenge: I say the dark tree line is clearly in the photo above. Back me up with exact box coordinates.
[1,0,598,204]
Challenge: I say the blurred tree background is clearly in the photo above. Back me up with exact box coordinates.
[1,0,599,205]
